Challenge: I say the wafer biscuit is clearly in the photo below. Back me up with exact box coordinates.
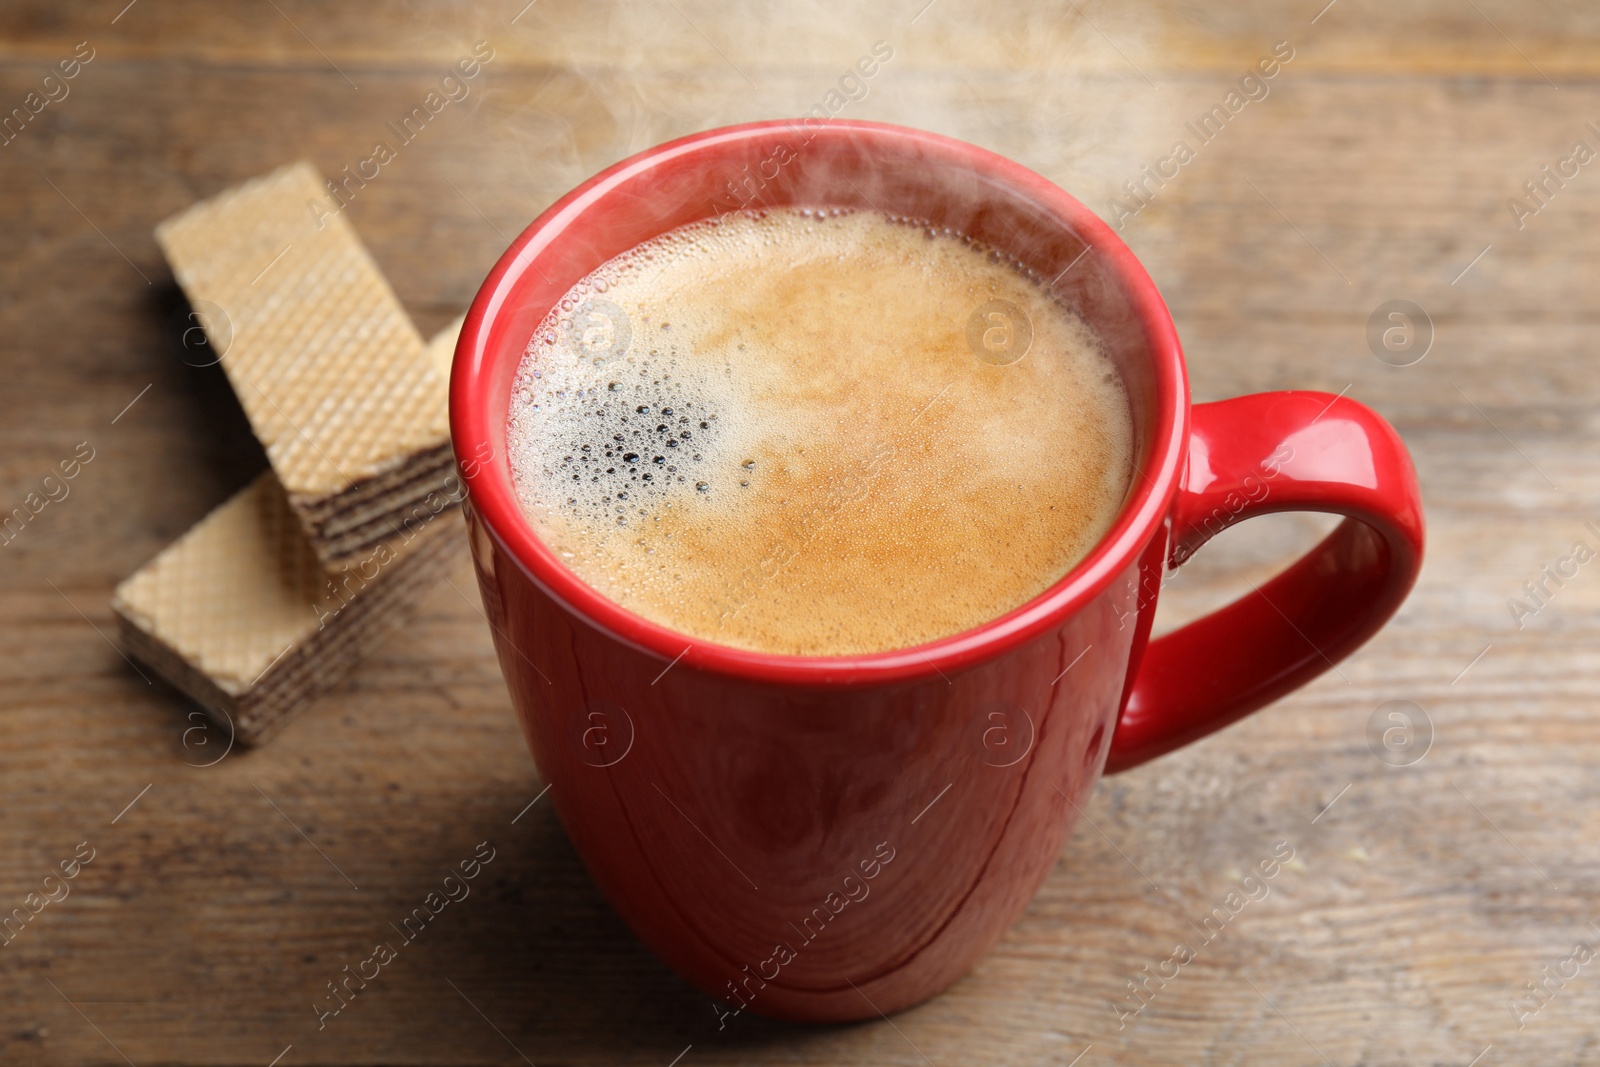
[112,321,467,744]
[155,162,454,569]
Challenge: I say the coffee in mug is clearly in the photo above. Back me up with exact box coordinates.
[506,207,1133,656]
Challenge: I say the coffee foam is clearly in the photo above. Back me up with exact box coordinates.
[508,208,1133,657]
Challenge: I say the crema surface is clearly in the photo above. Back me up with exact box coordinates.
[507,208,1132,656]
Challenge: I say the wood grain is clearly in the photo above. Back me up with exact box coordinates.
[4,1,1600,1064]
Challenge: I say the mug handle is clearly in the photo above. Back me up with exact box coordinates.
[1105,391,1426,773]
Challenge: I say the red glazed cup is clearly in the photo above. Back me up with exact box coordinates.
[451,120,1424,1023]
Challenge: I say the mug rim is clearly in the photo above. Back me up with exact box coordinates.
[451,118,1189,686]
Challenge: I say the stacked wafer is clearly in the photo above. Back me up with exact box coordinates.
[115,161,470,743]
[154,162,456,569]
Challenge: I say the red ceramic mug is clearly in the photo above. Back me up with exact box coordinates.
[451,119,1425,1023]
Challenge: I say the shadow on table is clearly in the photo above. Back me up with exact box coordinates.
[146,282,273,507]
[418,798,853,1062]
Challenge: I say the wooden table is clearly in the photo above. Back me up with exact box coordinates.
[4,1,1598,1063]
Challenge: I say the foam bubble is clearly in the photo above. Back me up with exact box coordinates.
[508,208,1133,656]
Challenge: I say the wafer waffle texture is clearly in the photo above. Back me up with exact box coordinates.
[155,161,454,570]
[111,319,467,745]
